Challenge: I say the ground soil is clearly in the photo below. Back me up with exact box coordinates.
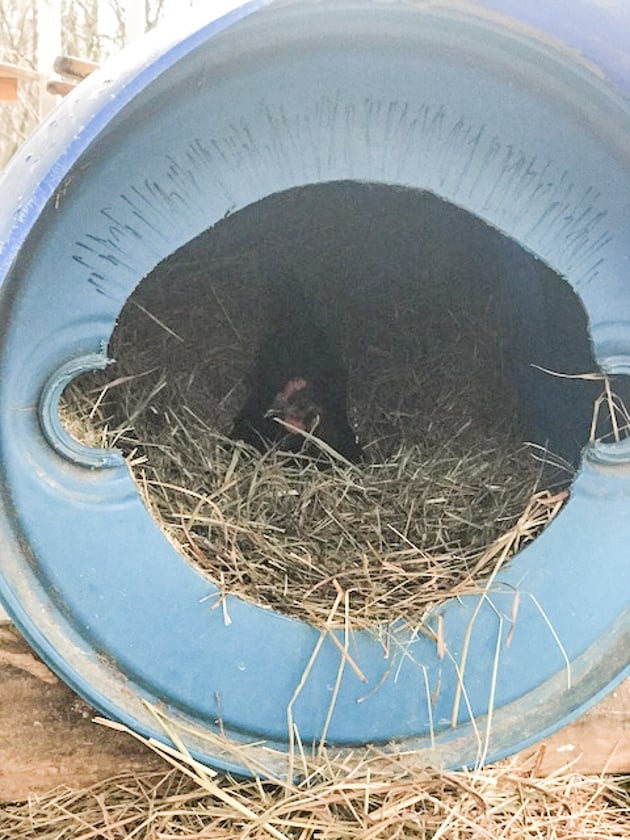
[0,623,165,803]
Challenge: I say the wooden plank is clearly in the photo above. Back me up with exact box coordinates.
[0,77,18,102]
[0,63,40,82]
[519,680,630,774]
[53,55,98,81]
[0,622,628,803]
[46,79,76,97]
[0,624,165,804]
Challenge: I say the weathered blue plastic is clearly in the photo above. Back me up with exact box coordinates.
[0,0,628,777]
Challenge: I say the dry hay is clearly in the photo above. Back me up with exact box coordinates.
[61,385,570,630]
[60,261,573,630]
[1,720,628,840]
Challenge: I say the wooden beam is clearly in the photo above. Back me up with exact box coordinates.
[53,55,98,81]
[46,79,77,97]
[0,622,628,803]
[0,62,40,82]
[0,77,18,102]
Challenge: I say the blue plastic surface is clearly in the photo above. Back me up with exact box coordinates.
[0,0,628,776]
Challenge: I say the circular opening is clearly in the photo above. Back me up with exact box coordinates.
[61,180,615,629]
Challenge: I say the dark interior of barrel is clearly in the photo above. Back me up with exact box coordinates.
[62,182,617,629]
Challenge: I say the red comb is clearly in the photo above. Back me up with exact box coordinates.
[278,377,307,401]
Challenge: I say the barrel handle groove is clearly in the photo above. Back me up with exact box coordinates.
[38,352,124,468]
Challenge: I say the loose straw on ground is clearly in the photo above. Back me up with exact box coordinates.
[1,718,628,840]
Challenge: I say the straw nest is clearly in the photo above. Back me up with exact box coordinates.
[1,718,628,840]
[60,247,573,630]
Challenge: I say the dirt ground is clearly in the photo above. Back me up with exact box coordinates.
[0,624,165,803]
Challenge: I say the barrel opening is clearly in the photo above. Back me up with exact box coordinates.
[62,180,610,628]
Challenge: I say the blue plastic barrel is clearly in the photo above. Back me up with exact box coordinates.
[0,0,628,776]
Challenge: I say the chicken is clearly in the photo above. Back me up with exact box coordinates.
[230,280,361,463]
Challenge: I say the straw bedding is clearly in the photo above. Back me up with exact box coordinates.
[1,726,628,839]
[60,232,572,629]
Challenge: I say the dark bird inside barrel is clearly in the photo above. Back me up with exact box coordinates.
[230,280,362,463]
